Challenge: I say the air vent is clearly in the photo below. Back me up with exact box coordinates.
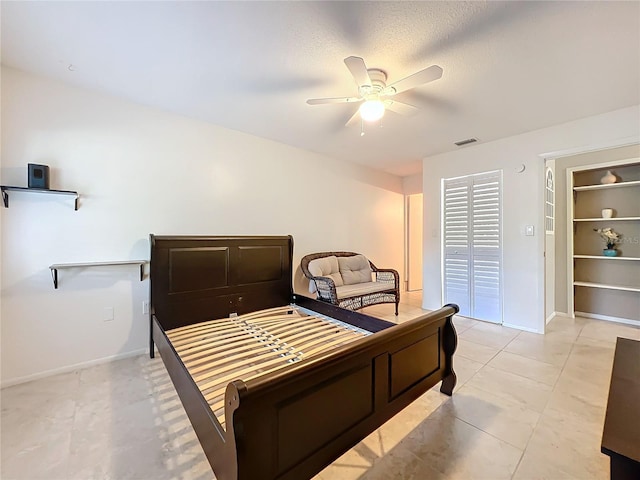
[454,138,478,146]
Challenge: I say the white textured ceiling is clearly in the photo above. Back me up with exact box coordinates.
[2,1,639,177]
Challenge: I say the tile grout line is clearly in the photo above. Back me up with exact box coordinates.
[509,321,593,479]
[505,329,547,480]
[452,329,539,479]
[459,329,552,480]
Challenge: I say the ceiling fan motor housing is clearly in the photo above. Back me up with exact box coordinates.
[360,69,388,99]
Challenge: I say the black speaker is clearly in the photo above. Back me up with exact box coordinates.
[28,164,50,189]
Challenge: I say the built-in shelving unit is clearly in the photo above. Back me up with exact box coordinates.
[569,159,640,325]
[49,260,148,289]
[1,185,79,210]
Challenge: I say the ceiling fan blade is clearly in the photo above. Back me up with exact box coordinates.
[307,96,361,105]
[344,56,371,88]
[345,108,361,127]
[387,65,443,95]
[385,100,419,116]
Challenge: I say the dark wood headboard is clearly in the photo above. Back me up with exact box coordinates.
[150,235,293,331]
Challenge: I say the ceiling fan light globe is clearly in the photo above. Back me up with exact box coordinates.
[359,100,385,122]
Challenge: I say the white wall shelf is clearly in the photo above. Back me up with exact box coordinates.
[1,185,79,210]
[573,217,640,222]
[574,281,640,293]
[574,255,640,261]
[573,180,640,191]
[49,260,148,289]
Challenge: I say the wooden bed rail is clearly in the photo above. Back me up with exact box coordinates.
[223,303,458,480]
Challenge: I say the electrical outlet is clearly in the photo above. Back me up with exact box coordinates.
[103,307,114,322]
[142,301,149,314]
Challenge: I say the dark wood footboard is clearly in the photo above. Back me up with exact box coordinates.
[224,303,458,480]
[153,302,457,480]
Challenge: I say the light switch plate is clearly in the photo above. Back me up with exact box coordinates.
[525,225,535,236]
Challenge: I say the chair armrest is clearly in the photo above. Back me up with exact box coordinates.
[371,267,400,288]
[311,276,339,304]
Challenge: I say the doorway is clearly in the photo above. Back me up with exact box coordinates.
[406,194,423,292]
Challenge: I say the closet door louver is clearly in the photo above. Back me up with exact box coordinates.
[471,173,502,322]
[443,171,502,323]
[443,178,471,316]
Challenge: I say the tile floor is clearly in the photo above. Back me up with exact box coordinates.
[2,292,639,479]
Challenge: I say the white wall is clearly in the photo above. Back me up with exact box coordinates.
[0,67,405,386]
[402,173,422,195]
[422,105,640,333]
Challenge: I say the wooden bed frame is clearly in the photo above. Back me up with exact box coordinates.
[149,234,458,480]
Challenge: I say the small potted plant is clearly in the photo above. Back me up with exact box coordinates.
[594,227,622,256]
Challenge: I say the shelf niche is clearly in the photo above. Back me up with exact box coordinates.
[570,159,640,325]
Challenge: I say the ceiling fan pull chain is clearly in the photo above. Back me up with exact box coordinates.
[360,117,365,136]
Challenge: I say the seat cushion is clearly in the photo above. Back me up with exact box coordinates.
[338,255,372,285]
[336,281,393,299]
[307,255,344,293]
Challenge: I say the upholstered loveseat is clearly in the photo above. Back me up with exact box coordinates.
[301,252,400,315]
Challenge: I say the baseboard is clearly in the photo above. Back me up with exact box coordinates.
[502,322,544,334]
[546,311,571,324]
[575,311,640,327]
[1,348,148,389]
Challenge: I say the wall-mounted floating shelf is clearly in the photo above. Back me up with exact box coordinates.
[1,186,79,210]
[49,260,148,289]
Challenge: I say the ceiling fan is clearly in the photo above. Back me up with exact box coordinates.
[306,56,443,129]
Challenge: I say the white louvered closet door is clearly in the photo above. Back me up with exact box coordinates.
[443,171,502,323]
[442,177,472,316]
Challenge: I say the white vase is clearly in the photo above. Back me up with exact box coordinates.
[602,208,613,218]
[600,170,617,184]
